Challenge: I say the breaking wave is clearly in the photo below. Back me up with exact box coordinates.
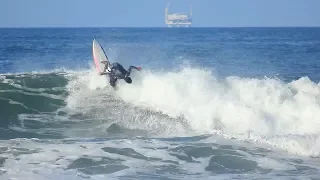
[1,66,320,156]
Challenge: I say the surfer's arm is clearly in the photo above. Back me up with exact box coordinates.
[99,71,111,75]
[128,66,141,72]
[99,65,112,75]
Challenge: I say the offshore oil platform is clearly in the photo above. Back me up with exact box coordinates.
[165,3,192,27]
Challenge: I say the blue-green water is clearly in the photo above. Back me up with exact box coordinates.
[0,28,320,179]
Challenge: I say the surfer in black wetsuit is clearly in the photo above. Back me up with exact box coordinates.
[99,61,141,87]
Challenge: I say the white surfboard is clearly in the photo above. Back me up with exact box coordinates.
[92,39,109,73]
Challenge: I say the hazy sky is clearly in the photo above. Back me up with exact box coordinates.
[0,0,319,27]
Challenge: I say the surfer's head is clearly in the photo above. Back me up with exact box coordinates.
[125,76,132,84]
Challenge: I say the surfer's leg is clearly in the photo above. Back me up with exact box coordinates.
[125,66,139,77]
[109,76,117,87]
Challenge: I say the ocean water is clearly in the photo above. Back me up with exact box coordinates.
[0,27,320,179]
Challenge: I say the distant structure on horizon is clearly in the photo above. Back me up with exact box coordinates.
[165,3,192,27]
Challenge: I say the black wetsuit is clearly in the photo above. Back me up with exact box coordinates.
[106,62,138,87]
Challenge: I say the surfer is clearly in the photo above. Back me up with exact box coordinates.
[99,60,141,87]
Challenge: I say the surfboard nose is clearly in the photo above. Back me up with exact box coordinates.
[92,39,110,73]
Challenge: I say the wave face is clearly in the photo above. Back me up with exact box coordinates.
[1,68,320,179]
